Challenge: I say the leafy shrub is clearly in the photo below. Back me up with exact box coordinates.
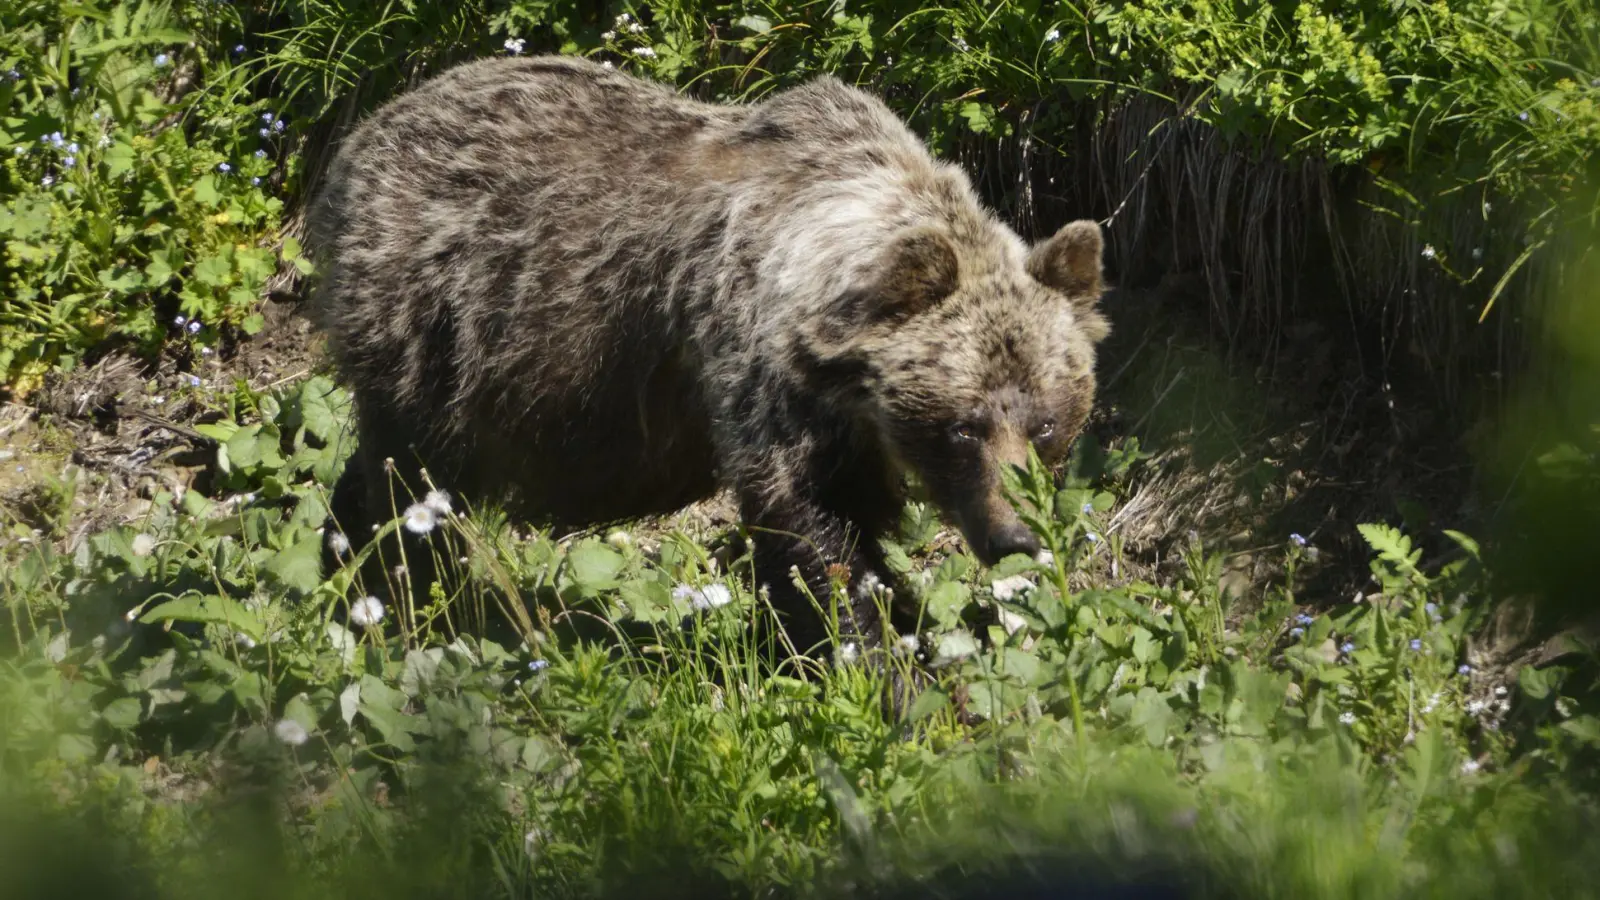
[0,0,306,396]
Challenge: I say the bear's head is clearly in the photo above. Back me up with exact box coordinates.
[811,218,1109,565]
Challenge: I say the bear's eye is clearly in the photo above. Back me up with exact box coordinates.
[950,422,981,442]
[1033,420,1056,441]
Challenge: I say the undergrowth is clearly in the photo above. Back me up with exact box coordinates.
[3,377,1599,897]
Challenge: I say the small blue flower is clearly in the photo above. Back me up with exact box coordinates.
[1295,613,1314,625]
[12,146,23,156]
[187,320,202,334]
[528,659,549,672]
[1289,533,1307,547]
[47,131,64,146]
[261,112,274,123]
[1340,641,1355,654]
[1085,532,1100,543]
[6,69,18,80]
[259,128,270,138]
[174,315,187,326]
[217,162,231,172]
[62,156,75,168]
[154,53,170,67]
[1518,111,1529,121]
[40,174,54,187]
[187,375,202,387]
[1080,502,1094,515]
[233,44,246,55]
[254,149,266,158]
[273,118,285,132]
[67,142,79,154]
[251,176,261,185]
[1409,638,1422,651]
[1289,627,1305,638]
[1458,664,1472,675]
[201,346,213,357]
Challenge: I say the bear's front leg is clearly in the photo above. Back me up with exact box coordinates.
[736,453,897,659]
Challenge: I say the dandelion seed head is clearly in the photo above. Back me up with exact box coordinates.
[327,531,350,556]
[350,596,386,628]
[897,634,921,655]
[423,489,452,516]
[131,533,156,557]
[273,718,309,746]
[403,502,438,535]
[698,583,733,609]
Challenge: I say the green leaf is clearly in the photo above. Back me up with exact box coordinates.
[101,697,144,731]
[265,532,324,595]
[567,539,625,590]
[735,14,773,33]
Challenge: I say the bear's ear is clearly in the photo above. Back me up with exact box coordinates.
[867,226,961,319]
[1028,219,1103,300]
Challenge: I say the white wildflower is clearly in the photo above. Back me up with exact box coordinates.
[601,30,616,40]
[1338,711,1356,725]
[631,46,657,58]
[628,22,644,34]
[504,37,526,54]
[423,489,453,516]
[1467,699,1488,716]
[835,641,860,667]
[350,596,386,628]
[696,583,733,610]
[131,533,157,557]
[1461,758,1481,775]
[614,12,632,25]
[954,37,970,52]
[897,634,921,656]
[403,502,438,534]
[1045,28,1061,42]
[990,574,1035,602]
[327,531,351,557]
[1494,685,1508,697]
[606,530,632,549]
[601,61,614,69]
[273,718,309,746]
[1421,244,1437,260]
[1034,548,1055,567]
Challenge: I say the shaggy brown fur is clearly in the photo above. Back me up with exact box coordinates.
[306,55,1109,654]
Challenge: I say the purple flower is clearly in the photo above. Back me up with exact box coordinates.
[217,162,231,172]
[1518,111,1529,121]
[67,142,79,154]
[1295,613,1314,626]
[258,128,270,138]
[187,320,201,334]
[233,44,246,55]
[62,156,75,168]
[1409,638,1422,651]
[1290,627,1305,638]
[1458,664,1472,675]
[261,112,273,123]
[1290,533,1307,547]
[174,315,187,326]
[251,176,261,185]
[187,375,202,387]
[1340,641,1355,654]
[254,149,266,158]
[273,118,284,132]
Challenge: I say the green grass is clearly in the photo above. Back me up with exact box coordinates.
[3,371,1598,898]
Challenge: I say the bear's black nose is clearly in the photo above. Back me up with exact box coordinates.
[986,523,1042,563]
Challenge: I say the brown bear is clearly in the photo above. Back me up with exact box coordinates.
[305,54,1109,656]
